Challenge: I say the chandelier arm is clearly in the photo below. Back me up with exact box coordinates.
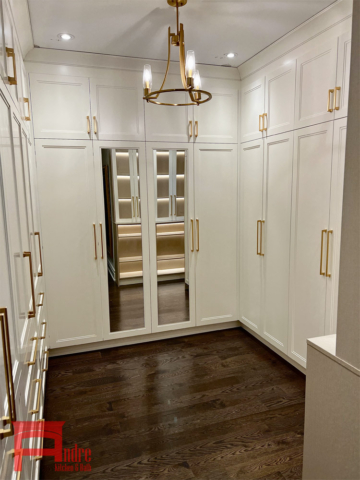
[154,26,172,99]
[144,88,212,106]
[179,24,188,90]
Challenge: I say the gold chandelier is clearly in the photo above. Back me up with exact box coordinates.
[143,0,212,107]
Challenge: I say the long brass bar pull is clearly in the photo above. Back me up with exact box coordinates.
[334,87,341,111]
[37,292,44,307]
[6,47,17,85]
[132,196,135,218]
[40,321,47,340]
[93,116,98,135]
[135,196,139,218]
[196,219,200,252]
[99,223,104,259]
[190,219,194,252]
[30,378,42,415]
[174,195,177,217]
[320,229,327,275]
[257,220,261,255]
[189,120,193,138]
[93,223,97,260]
[260,220,265,256]
[170,195,173,216]
[34,232,43,276]
[195,121,199,138]
[23,252,36,318]
[42,350,49,373]
[327,89,334,112]
[0,307,16,439]
[24,97,31,121]
[35,419,45,461]
[86,116,90,134]
[263,114,268,132]
[326,230,333,278]
[259,115,263,133]
[26,337,38,366]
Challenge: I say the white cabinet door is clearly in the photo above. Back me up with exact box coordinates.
[90,75,145,141]
[35,139,103,348]
[30,73,92,140]
[193,87,238,144]
[264,61,296,137]
[289,122,334,367]
[145,73,191,143]
[194,144,238,326]
[294,39,338,130]
[241,76,265,143]
[262,132,293,353]
[325,118,347,335]
[0,0,7,80]
[240,139,264,333]
[335,31,352,120]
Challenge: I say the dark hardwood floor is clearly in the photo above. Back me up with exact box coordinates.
[41,328,305,479]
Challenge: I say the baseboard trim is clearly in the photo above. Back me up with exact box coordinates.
[49,321,240,357]
[240,322,306,375]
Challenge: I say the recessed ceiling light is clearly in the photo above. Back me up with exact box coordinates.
[58,33,74,41]
[226,52,237,58]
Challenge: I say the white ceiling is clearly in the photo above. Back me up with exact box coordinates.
[28,0,336,67]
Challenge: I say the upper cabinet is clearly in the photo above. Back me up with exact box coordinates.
[241,76,265,143]
[90,73,145,142]
[30,73,92,140]
[335,31,351,120]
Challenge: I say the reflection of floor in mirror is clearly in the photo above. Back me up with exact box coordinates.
[109,277,189,332]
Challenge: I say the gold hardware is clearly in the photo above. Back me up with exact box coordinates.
[26,337,38,366]
[334,87,341,111]
[167,0,187,7]
[99,223,104,259]
[30,378,42,415]
[132,196,135,217]
[257,220,261,255]
[93,223,97,259]
[190,219,194,252]
[259,115,263,133]
[263,113,267,132]
[93,116,98,135]
[35,419,45,461]
[137,197,140,218]
[23,252,36,318]
[4,449,23,479]
[0,308,16,439]
[196,219,199,252]
[170,195,173,216]
[327,89,334,112]
[23,97,31,121]
[135,196,139,218]
[34,232,43,276]
[195,121,199,138]
[42,351,49,373]
[87,116,90,134]
[320,229,327,275]
[189,120,193,138]
[37,292,44,307]
[6,47,17,85]
[174,194,177,216]
[326,230,333,278]
[259,220,265,256]
[40,321,47,340]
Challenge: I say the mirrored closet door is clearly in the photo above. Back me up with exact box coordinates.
[96,143,152,339]
[147,144,196,333]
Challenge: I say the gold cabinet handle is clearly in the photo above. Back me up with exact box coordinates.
[6,47,17,85]
[260,220,265,256]
[37,292,44,307]
[320,229,327,275]
[29,378,42,415]
[93,223,97,259]
[23,97,31,121]
[137,197,140,218]
[195,120,199,138]
[93,116,98,135]
[35,419,45,461]
[189,120,193,138]
[42,351,49,373]
[334,87,341,111]
[87,116,90,134]
[259,115,263,132]
[174,194,177,217]
[23,252,36,318]
[40,321,47,340]
[34,232,43,277]
[99,223,104,259]
[263,113,267,132]
[190,219,194,252]
[196,219,200,252]
[0,308,17,439]
[326,230,333,278]
[132,196,135,218]
[327,89,334,112]
[257,220,261,255]
[26,336,38,366]
[4,449,23,478]
[135,196,139,218]
[170,195,173,216]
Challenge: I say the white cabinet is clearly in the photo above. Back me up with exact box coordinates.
[90,75,145,141]
[193,87,238,144]
[264,61,296,137]
[30,73,92,140]
[240,139,264,333]
[294,38,338,129]
[335,31,352,120]
[241,76,265,143]
[194,144,238,326]
[35,139,103,348]
[289,122,334,367]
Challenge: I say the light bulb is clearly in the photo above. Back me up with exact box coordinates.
[193,70,201,90]
[185,51,196,79]
[143,64,152,91]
